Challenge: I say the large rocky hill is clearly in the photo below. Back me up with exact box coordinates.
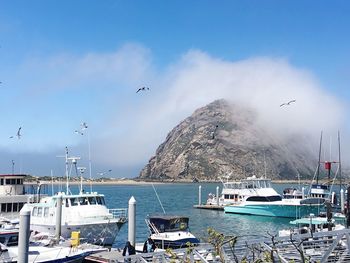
[139,99,317,181]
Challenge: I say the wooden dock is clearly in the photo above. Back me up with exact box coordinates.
[84,248,124,262]
[193,204,224,210]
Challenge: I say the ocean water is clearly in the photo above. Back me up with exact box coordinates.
[86,182,310,248]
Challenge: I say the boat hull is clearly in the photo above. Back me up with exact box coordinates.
[30,221,124,246]
[224,203,323,218]
[152,237,200,249]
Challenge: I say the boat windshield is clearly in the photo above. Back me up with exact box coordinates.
[149,217,189,233]
[242,180,271,189]
[246,195,282,202]
[68,196,105,206]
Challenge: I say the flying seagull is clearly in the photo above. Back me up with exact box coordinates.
[75,130,84,135]
[17,127,22,139]
[280,99,296,107]
[10,127,22,139]
[136,86,150,93]
[81,122,88,130]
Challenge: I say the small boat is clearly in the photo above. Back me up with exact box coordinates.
[278,213,345,237]
[306,131,342,206]
[144,215,200,249]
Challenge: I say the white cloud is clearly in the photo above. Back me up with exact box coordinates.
[2,45,348,176]
[93,49,348,168]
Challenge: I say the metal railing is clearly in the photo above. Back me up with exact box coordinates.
[109,208,128,221]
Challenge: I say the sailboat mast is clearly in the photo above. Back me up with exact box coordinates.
[338,130,342,190]
[65,147,69,195]
[316,131,323,185]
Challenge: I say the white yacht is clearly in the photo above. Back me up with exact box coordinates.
[22,148,127,246]
[207,176,279,206]
[220,176,324,218]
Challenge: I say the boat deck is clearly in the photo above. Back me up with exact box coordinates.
[193,204,224,210]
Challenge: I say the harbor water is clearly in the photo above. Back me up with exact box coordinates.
[83,182,323,248]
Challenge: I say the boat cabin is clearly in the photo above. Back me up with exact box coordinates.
[29,192,107,220]
[147,216,189,233]
[0,174,31,219]
[309,184,330,199]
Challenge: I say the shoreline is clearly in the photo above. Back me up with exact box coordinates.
[23,179,344,186]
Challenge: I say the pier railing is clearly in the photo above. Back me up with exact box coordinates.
[221,229,350,263]
[109,208,128,221]
[84,229,350,262]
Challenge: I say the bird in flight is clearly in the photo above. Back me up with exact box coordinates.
[280,99,296,107]
[10,127,22,139]
[136,86,150,93]
[81,122,88,130]
[75,130,84,136]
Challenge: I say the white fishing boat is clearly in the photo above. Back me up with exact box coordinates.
[22,148,127,246]
[306,131,342,206]
[223,176,324,218]
[144,215,200,249]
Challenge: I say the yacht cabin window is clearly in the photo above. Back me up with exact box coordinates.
[32,207,38,216]
[70,198,79,206]
[88,197,97,205]
[0,179,3,185]
[37,207,43,217]
[44,207,49,217]
[96,196,105,205]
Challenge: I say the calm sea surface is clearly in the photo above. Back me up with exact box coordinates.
[80,182,314,248]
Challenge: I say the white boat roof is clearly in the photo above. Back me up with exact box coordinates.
[50,192,105,199]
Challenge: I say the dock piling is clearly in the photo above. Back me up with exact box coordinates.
[18,209,30,263]
[128,196,136,246]
[55,194,63,241]
[198,185,202,205]
[216,186,219,206]
[341,189,345,213]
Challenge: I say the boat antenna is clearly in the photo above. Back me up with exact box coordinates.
[51,169,54,196]
[78,167,86,194]
[264,152,267,179]
[316,131,323,184]
[338,130,342,191]
[151,183,166,214]
[65,147,69,195]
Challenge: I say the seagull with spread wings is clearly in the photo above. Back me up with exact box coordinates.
[10,127,22,139]
[136,86,150,93]
[280,99,296,107]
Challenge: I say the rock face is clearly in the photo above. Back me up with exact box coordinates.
[139,99,317,181]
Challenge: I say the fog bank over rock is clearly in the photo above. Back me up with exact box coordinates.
[139,99,319,181]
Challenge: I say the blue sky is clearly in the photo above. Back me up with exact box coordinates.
[0,1,349,177]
